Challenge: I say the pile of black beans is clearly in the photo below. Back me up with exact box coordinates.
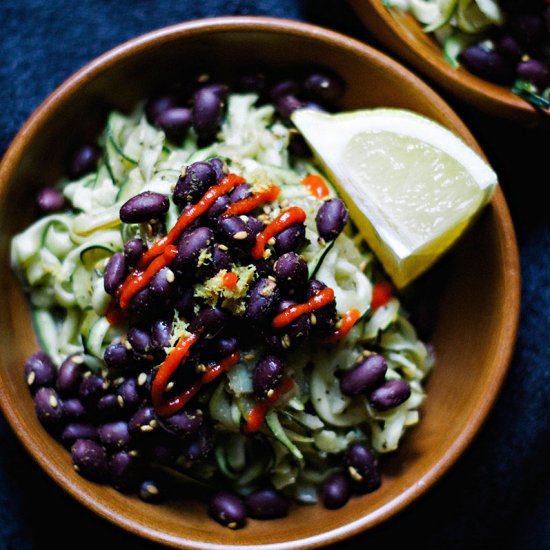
[459,0,550,93]
[26,72,410,528]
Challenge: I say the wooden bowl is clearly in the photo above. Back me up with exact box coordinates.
[0,16,520,549]
[350,0,548,125]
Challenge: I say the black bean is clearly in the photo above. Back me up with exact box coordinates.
[283,312,311,348]
[312,301,337,337]
[151,318,172,350]
[269,80,300,101]
[127,287,156,318]
[202,336,239,361]
[117,378,142,412]
[204,194,230,225]
[68,144,100,179]
[459,46,515,85]
[274,223,306,253]
[110,451,141,492]
[123,238,146,267]
[98,421,132,450]
[369,379,411,411]
[56,355,84,396]
[173,226,214,271]
[95,393,123,422]
[303,72,345,104]
[253,257,275,277]
[340,354,387,397]
[496,35,523,61]
[245,489,289,519]
[345,443,381,493]
[218,216,256,250]
[104,344,134,371]
[516,59,550,89]
[103,253,126,295]
[275,95,306,121]
[274,252,308,293]
[209,158,226,182]
[61,398,87,422]
[25,351,56,393]
[316,198,349,241]
[322,472,352,509]
[149,266,175,298]
[174,287,195,318]
[173,161,217,205]
[245,215,265,235]
[145,94,179,126]
[156,107,192,142]
[212,243,232,271]
[120,191,169,223]
[253,355,284,398]
[128,406,157,436]
[210,491,247,529]
[183,426,214,460]
[245,278,281,325]
[288,132,312,158]
[61,423,98,446]
[138,479,164,503]
[192,87,224,142]
[36,187,65,213]
[145,434,180,466]
[71,439,109,481]
[229,183,252,203]
[306,279,326,299]
[79,374,107,407]
[161,409,204,436]
[201,83,230,100]
[188,307,226,338]
[34,387,63,430]
[127,327,152,355]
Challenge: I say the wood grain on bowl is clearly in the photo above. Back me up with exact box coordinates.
[350,0,547,125]
[0,16,520,549]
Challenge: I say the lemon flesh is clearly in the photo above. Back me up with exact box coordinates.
[292,108,497,287]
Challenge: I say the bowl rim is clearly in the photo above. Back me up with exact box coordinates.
[0,15,520,550]
[349,0,548,125]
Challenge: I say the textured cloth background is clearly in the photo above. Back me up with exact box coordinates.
[1,1,548,549]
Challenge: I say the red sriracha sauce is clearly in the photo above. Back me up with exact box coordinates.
[222,271,239,289]
[244,377,294,433]
[222,184,280,218]
[302,174,329,199]
[324,308,361,343]
[251,206,306,260]
[106,301,125,326]
[136,173,244,270]
[371,281,392,310]
[118,245,178,310]
[272,287,335,329]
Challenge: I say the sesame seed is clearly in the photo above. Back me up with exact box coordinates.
[227,522,237,529]
[48,394,58,408]
[196,364,207,373]
[140,425,154,433]
[129,450,139,457]
[263,205,271,214]
[239,215,249,222]
[197,73,210,83]
[74,465,80,472]
[117,395,124,407]
[263,250,272,259]
[359,260,367,272]
[102,381,110,390]
[196,409,203,415]
[218,244,229,251]
[267,237,276,246]
[147,485,159,496]
[137,373,147,386]
[233,231,248,240]
[280,199,289,207]
[521,53,530,62]
[310,314,317,325]
[165,269,175,283]
[83,371,92,378]
[124,340,133,350]
[281,334,291,349]
[348,466,363,482]
[165,381,174,392]
[266,389,275,398]
[72,355,84,364]
[114,377,124,386]
[26,371,36,386]
[149,419,158,428]
[244,353,255,361]
[267,275,276,282]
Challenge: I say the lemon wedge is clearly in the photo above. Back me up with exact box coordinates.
[291,108,498,287]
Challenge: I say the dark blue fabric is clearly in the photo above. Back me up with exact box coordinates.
[1,1,548,549]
